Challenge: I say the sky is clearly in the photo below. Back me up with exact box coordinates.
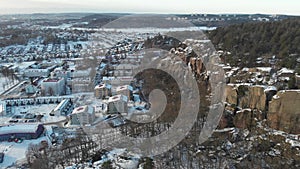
[0,0,299,15]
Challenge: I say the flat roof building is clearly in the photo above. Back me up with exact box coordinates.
[0,124,44,141]
[70,105,95,126]
[94,83,112,99]
[41,78,65,96]
[116,85,133,100]
[108,95,128,115]
[51,99,73,116]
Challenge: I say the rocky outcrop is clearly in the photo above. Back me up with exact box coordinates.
[225,85,238,106]
[248,86,267,110]
[200,127,300,169]
[223,84,279,130]
[233,109,265,129]
[224,86,300,134]
[189,57,204,77]
[268,90,300,134]
[225,84,267,111]
[232,109,253,129]
[219,108,265,130]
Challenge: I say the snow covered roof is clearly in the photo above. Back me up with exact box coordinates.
[72,105,94,115]
[0,124,42,135]
[71,68,91,77]
[102,76,116,81]
[72,106,87,114]
[43,78,63,83]
[26,69,49,72]
[15,61,36,70]
[95,83,112,90]
[116,85,133,92]
[115,64,138,70]
[221,64,232,70]
[54,99,69,112]
[108,95,128,103]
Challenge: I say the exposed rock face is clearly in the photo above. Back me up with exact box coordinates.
[218,110,234,129]
[248,86,267,110]
[233,109,253,129]
[225,86,300,134]
[220,108,265,130]
[223,84,276,130]
[225,85,238,106]
[268,90,300,134]
[233,109,265,129]
[189,57,204,77]
[225,84,267,111]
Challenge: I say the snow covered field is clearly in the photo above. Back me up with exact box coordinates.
[0,136,48,168]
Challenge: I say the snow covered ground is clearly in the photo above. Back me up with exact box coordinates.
[0,136,48,168]
[66,148,141,169]
[0,75,19,94]
[0,104,66,125]
[0,104,65,168]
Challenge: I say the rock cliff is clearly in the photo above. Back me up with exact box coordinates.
[268,90,300,134]
[225,84,267,111]
[224,84,300,134]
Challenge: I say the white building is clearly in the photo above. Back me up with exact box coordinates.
[102,76,134,86]
[94,83,112,99]
[24,69,50,78]
[70,105,95,125]
[51,99,73,116]
[108,95,128,114]
[70,68,91,78]
[41,78,65,96]
[116,85,133,100]
[70,68,92,93]
[0,101,6,116]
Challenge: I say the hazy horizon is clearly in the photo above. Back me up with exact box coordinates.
[0,0,299,16]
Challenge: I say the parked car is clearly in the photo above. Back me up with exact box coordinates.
[8,137,14,142]
[14,138,23,143]
[9,119,18,123]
